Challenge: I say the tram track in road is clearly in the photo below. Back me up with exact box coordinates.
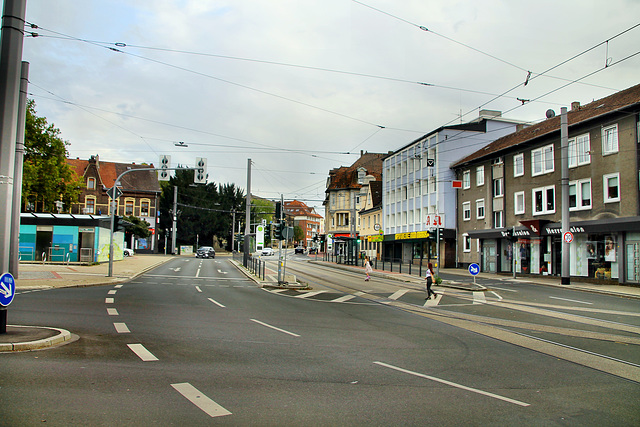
[270,259,640,383]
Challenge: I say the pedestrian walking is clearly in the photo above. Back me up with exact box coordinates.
[364,256,373,281]
[425,262,436,300]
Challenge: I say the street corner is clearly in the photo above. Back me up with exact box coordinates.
[0,325,74,352]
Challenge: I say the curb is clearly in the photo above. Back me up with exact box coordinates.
[0,325,72,352]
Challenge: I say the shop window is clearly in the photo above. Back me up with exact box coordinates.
[462,202,471,221]
[492,178,504,198]
[476,199,485,219]
[514,191,525,215]
[602,124,618,155]
[463,234,471,252]
[531,144,554,176]
[533,185,555,215]
[87,177,96,190]
[569,179,592,210]
[568,134,591,167]
[513,153,524,177]
[603,173,620,203]
[463,170,471,189]
[476,166,484,186]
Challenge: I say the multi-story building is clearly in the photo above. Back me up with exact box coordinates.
[359,180,383,260]
[383,111,528,268]
[452,83,640,284]
[284,200,323,249]
[323,151,385,263]
[66,155,161,251]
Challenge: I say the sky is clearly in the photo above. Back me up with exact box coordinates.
[21,0,640,216]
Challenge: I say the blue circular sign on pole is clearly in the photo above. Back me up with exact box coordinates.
[468,263,480,276]
[0,272,16,307]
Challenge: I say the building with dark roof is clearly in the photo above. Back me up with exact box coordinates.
[452,83,640,284]
[284,200,323,249]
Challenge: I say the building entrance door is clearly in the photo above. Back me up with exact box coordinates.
[626,242,640,283]
[482,240,497,273]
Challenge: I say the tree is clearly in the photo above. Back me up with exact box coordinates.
[22,99,82,212]
[294,225,304,244]
[122,215,151,238]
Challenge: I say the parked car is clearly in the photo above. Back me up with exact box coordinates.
[308,247,318,254]
[294,246,305,254]
[261,247,274,256]
[123,248,134,257]
[196,246,216,258]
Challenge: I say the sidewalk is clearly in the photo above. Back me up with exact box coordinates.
[1,254,176,352]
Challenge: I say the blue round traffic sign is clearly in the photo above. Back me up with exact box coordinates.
[468,263,480,276]
[0,272,16,307]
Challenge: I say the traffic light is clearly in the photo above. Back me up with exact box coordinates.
[275,202,282,220]
[274,222,284,240]
[114,215,124,232]
[158,155,170,181]
[194,157,207,184]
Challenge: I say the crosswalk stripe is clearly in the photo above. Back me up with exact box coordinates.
[473,292,486,304]
[296,290,326,299]
[389,289,409,300]
[332,294,357,302]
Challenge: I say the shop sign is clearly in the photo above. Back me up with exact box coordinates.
[425,214,444,227]
[395,231,430,240]
[546,226,585,235]
[368,235,384,242]
[500,229,531,239]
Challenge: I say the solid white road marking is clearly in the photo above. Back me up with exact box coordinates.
[114,322,130,333]
[389,289,409,300]
[250,319,300,337]
[208,298,226,308]
[374,361,530,407]
[333,294,357,302]
[473,292,486,304]
[490,286,518,292]
[127,343,158,361]
[489,291,503,301]
[195,286,202,293]
[105,298,114,304]
[171,383,232,418]
[107,308,119,316]
[108,290,117,295]
[549,296,593,305]
[297,290,326,299]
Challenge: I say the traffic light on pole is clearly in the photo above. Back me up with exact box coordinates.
[274,222,284,240]
[158,155,170,181]
[194,157,207,184]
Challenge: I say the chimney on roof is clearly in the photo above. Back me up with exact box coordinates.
[360,150,363,156]
[571,101,580,111]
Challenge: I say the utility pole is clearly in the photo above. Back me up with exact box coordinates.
[561,107,570,285]
[9,61,28,278]
[172,185,178,255]
[0,0,27,334]
[244,159,251,266]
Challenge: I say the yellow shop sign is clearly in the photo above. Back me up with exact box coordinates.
[395,231,430,240]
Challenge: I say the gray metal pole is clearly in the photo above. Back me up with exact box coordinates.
[0,0,26,279]
[561,107,570,284]
[172,185,178,255]
[243,159,251,265]
[512,225,516,279]
[9,61,28,277]
[108,198,116,277]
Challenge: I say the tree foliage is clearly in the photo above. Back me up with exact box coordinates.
[22,99,82,212]
[123,215,151,238]
[158,168,245,251]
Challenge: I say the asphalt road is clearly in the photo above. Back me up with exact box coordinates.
[2,256,639,425]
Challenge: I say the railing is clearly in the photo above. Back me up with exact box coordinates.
[322,252,435,278]
[233,251,265,281]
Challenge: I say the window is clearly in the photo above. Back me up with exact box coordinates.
[125,200,134,216]
[462,202,471,221]
[568,134,591,167]
[602,124,618,155]
[85,197,95,214]
[141,200,150,216]
[569,179,591,210]
[476,199,485,219]
[87,177,96,190]
[531,144,554,176]
[463,170,471,189]
[493,178,504,198]
[533,185,555,215]
[491,157,503,165]
[603,173,620,203]
[476,166,484,186]
[514,191,525,215]
[493,211,504,228]
[463,234,471,252]
[513,153,524,177]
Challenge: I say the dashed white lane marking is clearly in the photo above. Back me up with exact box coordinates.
[250,319,300,337]
[389,289,409,300]
[208,298,226,308]
[195,286,202,293]
[333,294,357,302]
[127,343,158,361]
[296,290,326,299]
[196,268,201,278]
[105,298,114,304]
[374,361,530,407]
[107,308,119,316]
[171,382,232,418]
[114,322,130,333]
[549,296,593,305]
[108,290,117,295]
[114,285,123,289]
[473,292,486,304]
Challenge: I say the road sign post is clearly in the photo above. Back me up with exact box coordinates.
[468,263,480,285]
[0,272,16,333]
